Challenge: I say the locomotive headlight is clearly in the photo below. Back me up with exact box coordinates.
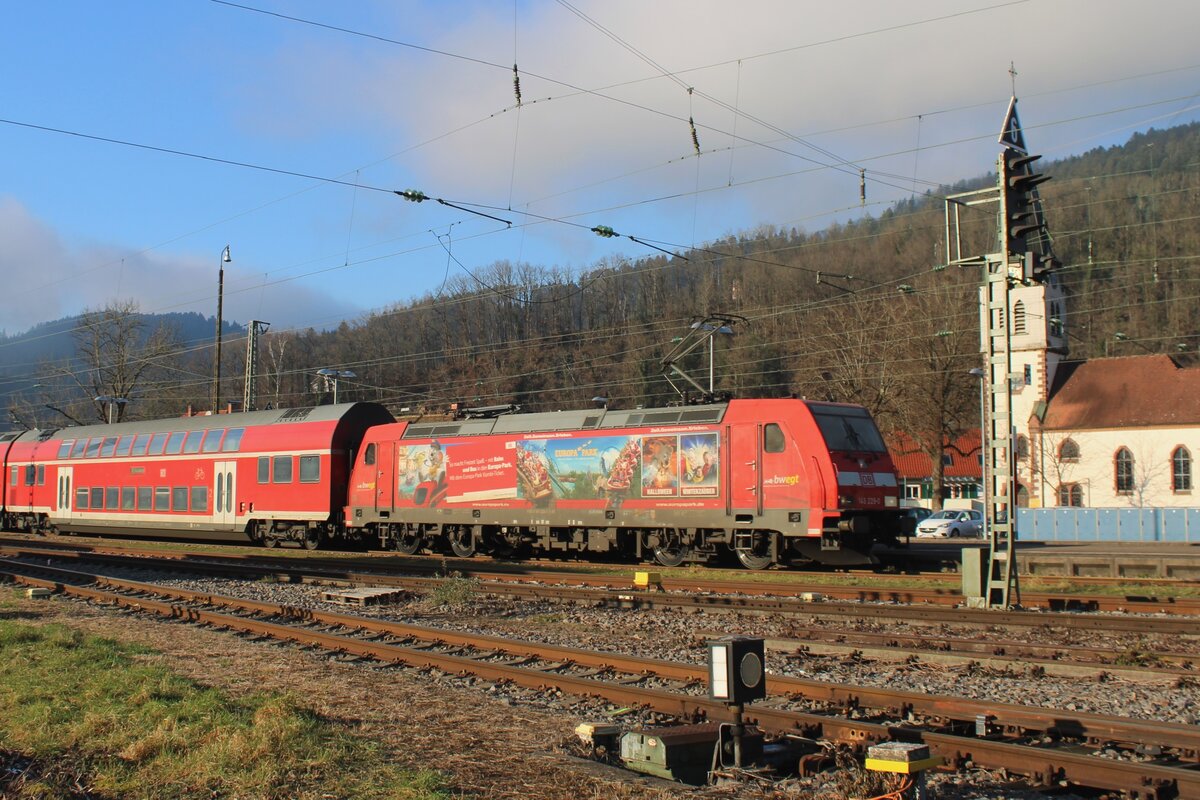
[838,494,853,508]
[884,495,897,507]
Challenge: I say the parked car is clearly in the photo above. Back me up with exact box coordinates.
[915,509,983,538]
[899,506,931,535]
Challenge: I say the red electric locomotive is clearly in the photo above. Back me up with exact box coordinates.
[2,403,391,548]
[345,398,904,567]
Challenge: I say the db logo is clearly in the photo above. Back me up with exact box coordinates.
[860,472,875,486]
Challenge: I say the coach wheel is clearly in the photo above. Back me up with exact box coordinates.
[448,527,476,558]
[301,529,321,550]
[649,529,690,568]
[390,525,424,555]
[263,535,278,549]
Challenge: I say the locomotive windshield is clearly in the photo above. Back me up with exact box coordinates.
[809,404,887,453]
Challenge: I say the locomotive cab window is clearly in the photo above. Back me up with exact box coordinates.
[364,443,376,466]
[763,423,786,453]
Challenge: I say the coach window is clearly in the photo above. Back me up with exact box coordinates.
[202,429,224,453]
[37,466,44,485]
[101,437,118,457]
[221,428,245,452]
[115,436,133,457]
[172,487,189,511]
[58,440,74,459]
[191,486,209,512]
[182,431,204,454]
[89,487,104,509]
[299,455,320,483]
[155,487,170,511]
[105,487,119,509]
[364,443,376,466]
[165,432,186,455]
[273,456,293,483]
[148,433,168,455]
[8,466,16,487]
[76,487,89,509]
[131,435,149,456]
[71,439,87,458]
[137,487,153,511]
[85,438,102,458]
[257,457,270,484]
[121,487,135,510]
[25,465,35,485]
[763,423,786,453]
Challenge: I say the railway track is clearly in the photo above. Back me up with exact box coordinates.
[2,535,1197,617]
[2,557,1197,798]
[3,541,1199,642]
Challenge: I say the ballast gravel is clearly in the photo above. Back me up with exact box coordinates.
[13,557,1191,800]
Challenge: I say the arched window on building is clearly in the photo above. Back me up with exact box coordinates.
[1015,434,1029,460]
[1016,484,1030,508]
[1115,447,1135,495]
[1013,300,1026,334]
[1057,483,1084,507]
[1059,438,1080,462]
[1173,446,1193,493]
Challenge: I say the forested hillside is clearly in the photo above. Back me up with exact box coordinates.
[6,122,1199,486]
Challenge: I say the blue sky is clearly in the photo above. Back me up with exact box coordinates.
[3,0,1199,336]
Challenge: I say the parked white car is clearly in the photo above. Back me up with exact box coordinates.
[915,509,984,538]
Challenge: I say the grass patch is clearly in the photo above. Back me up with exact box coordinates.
[425,573,480,609]
[0,619,446,800]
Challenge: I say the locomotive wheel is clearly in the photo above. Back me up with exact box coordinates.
[390,525,424,555]
[735,548,773,570]
[733,531,775,570]
[650,529,690,567]
[448,527,476,558]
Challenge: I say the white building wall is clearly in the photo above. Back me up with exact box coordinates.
[1031,427,1199,507]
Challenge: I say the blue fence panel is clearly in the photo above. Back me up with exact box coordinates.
[1161,509,1194,542]
[1016,507,1200,542]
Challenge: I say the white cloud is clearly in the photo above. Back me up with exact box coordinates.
[0,197,363,336]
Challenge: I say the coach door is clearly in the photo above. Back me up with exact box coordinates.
[57,466,74,523]
[214,461,236,528]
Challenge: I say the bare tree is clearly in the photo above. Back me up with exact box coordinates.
[41,300,181,423]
